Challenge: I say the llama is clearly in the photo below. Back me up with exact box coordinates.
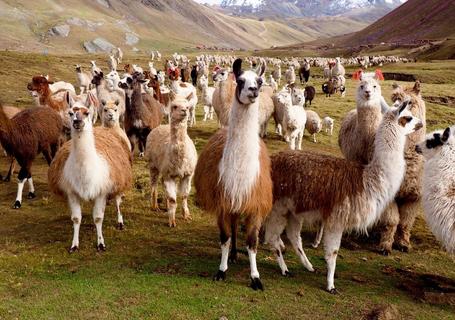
[212,68,236,128]
[108,55,118,72]
[305,110,322,143]
[119,72,164,156]
[75,65,92,94]
[265,102,423,293]
[200,75,215,121]
[90,61,102,77]
[145,96,198,227]
[338,76,384,165]
[299,60,310,84]
[304,86,315,107]
[0,104,63,208]
[322,79,336,97]
[148,62,157,76]
[272,65,281,86]
[322,117,334,136]
[285,66,296,85]
[416,127,455,253]
[194,59,273,290]
[91,72,125,125]
[100,99,131,150]
[168,68,198,127]
[48,97,132,251]
[190,65,198,87]
[332,57,345,78]
[282,92,307,150]
[269,75,278,93]
[258,92,274,138]
[379,81,426,254]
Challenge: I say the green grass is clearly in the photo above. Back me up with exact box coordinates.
[0,51,455,319]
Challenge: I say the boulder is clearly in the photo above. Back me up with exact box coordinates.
[125,33,139,46]
[83,38,115,53]
[49,24,70,37]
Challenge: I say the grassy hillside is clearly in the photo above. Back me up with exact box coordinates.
[0,51,455,319]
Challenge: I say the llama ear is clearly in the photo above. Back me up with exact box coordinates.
[397,100,410,115]
[442,127,451,143]
[86,92,97,107]
[233,58,243,80]
[413,80,421,94]
[115,100,120,106]
[258,61,266,78]
[65,91,74,108]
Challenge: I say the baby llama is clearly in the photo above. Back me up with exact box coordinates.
[194,59,273,290]
[145,96,198,227]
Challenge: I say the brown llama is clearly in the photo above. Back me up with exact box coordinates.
[0,106,20,181]
[194,59,273,290]
[0,104,63,208]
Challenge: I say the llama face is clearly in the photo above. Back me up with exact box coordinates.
[200,75,208,87]
[212,69,228,82]
[68,106,91,131]
[416,128,452,160]
[101,100,120,126]
[357,78,381,103]
[232,59,264,105]
[291,88,305,106]
[394,101,423,136]
[91,72,104,86]
[75,64,82,72]
[170,100,189,122]
[27,76,51,94]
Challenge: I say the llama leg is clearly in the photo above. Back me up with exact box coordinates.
[378,202,399,255]
[93,196,107,251]
[323,224,343,294]
[395,201,420,252]
[115,195,124,230]
[203,106,209,121]
[13,167,30,209]
[229,215,239,263]
[149,167,160,210]
[179,175,192,221]
[214,213,231,281]
[27,177,36,199]
[68,193,82,253]
[312,223,324,248]
[245,214,264,290]
[80,87,85,95]
[210,106,214,120]
[313,133,317,143]
[286,214,314,272]
[264,202,290,276]
[163,178,177,227]
[297,131,303,150]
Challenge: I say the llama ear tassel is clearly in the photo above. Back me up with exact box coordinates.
[375,69,385,81]
[352,69,362,81]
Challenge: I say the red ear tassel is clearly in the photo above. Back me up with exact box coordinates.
[352,69,363,80]
[375,69,384,81]
[213,65,221,72]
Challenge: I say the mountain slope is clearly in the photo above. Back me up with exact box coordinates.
[342,0,455,45]
[0,0,323,53]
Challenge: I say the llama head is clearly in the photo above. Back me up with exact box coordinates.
[75,64,82,72]
[291,87,305,106]
[416,127,453,160]
[356,77,382,105]
[200,75,208,87]
[170,96,190,123]
[27,75,53,94]
[391,81,425,125]
[212,68,229,82]
[66,91,96,132]
[106,70,119,81]
[101,99,121,127]
[386,100,423,136]
[232,58,264,105]
[168,68,180,81]
[90,61,96,67]
[91,72,104,86]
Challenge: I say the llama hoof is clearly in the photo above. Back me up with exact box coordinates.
[168,220,177,228]
[97,243,106,252]
[380,248,391,256]
[27,192,36,199]
[250,277,264,291]
[12,200,21,209]
[183,214,192,221]
[116,222,124,230]
[213,270,226,281]
[68,246,79,253]
[311,243,320,249]
[327,288,338,295]
[393,243,410,253]
[2,175,10,182]
[283,270,293,277]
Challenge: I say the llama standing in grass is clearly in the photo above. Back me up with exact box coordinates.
[0,106,20,182]
[322,117,334,136]
[194,59,273,290]
[100,99,131,151]
[168,68,198,127]
[281,89,306,150]
[416,127,455,254]
[200,75,215,121]
[265,102,422,293]
[75,65,92,94]
[146,96,197,227]
[305,110,322,143]
[272,64,281,86]
[48,96,132,251]
[0,104,63,208]
[212,68,236,127]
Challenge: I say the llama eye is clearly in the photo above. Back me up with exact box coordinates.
[173,106,177,110]
[360,85,364,89]
[68,112,74,116]
[374,85,377,88]
[104,108,108,112]
[114,109,117,112]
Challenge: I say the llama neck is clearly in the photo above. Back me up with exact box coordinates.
[71,126,98,161]
[41,88,61,110]
[356,99,382,134]
[365,116,407,214]
[130,87,144,112]
[169,120,187,161]
[219,98,261,211]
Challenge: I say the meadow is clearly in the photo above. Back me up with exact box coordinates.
[0,51,454,319]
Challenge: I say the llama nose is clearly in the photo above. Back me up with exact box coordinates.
[415,145,423,154]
